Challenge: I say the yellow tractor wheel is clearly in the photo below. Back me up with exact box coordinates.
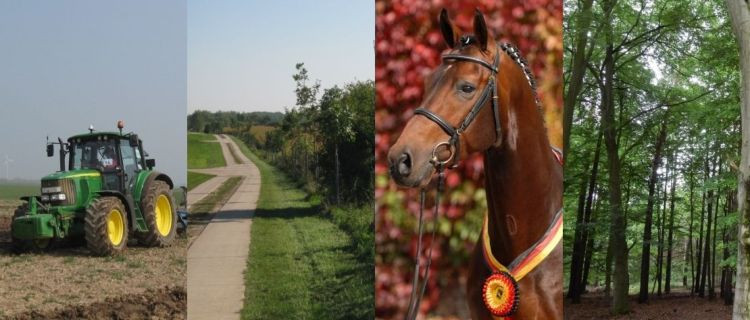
[136,180,176,247]
[85,196,128,256]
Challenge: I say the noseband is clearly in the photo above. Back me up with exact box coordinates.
[414,45,502,169]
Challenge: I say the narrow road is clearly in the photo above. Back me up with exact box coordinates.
[187,135,260,320]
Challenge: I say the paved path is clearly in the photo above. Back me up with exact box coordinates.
[187,134,260,320]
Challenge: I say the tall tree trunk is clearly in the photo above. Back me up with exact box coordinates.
[563,0,595,158]
[695,158,708,294]
[605,232,613,299]
[688,159,696,293]
[724,193,735,305]
[657,175,668,296]
[710,162,722,300]
[579,131,603,295]
[700,153,716,297]
[666,153,677,294]
[582,197,599,292]
[568,168,590,302]
[726,0,750,317]
[601,42,629,314]
[729,192,737,305]
[568,131,600,302]
[639,118,669,303]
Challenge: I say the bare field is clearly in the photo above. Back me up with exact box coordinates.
[0,200,186,319]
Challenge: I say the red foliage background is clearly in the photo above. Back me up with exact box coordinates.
[374,0,562,318]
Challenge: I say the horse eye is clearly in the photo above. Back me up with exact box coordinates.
[460,84,476,93]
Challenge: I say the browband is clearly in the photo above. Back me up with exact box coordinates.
[443,54,499,73]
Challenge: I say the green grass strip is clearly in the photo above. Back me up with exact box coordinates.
[187,171,215,191]
[190,176,243,215]
[235,136,374,320]
[188,132,226,169]
[227,142,244,164]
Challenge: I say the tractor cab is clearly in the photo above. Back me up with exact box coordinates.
[64,131,152,193]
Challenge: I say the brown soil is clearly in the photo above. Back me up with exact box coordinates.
[4,285,186,320]
[0,200,187,319]
[564,292,732,319]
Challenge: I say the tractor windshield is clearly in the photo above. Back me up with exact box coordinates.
[70,139,119,171]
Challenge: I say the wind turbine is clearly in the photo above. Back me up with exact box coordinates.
[3,155,13,181]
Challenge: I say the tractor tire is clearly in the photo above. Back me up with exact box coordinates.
[11,203,54,253]
[85,196,128,256]
[136,180,176,247]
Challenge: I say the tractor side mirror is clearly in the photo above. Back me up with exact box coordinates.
[146,159,156,168]
[46,144,54,157]
[129,135,139,147]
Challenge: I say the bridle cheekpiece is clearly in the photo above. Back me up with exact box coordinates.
[414,44,503,170]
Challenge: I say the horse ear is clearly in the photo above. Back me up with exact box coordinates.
[439,9,459,49]
[473,9,489,51]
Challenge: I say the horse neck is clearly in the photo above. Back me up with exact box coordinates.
[483,70,561,263]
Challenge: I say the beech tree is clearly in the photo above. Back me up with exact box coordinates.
[726,0,750,317]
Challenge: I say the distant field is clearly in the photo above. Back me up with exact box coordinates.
[0,183,38,200]
[188,132,226,169]
[250,125,275,144]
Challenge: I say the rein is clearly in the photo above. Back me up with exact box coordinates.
[404,44,563,320]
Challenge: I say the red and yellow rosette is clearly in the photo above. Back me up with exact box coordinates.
[480,209,563,318]
[482,271,520,317]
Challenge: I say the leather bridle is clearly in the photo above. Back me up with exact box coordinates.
[405,45,503,320]
[413,44,502,169]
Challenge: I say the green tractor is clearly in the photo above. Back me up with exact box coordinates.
[11,122,177,256]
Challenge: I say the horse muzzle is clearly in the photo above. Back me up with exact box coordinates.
[387,146,434,188]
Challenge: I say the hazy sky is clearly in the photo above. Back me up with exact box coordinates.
[0,1,187,185]
[188,0,374,113]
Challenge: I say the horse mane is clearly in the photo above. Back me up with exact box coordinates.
[452,37,544,120]
[498,43,541,109]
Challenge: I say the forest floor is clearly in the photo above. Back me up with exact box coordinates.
[564,291,732,319]
[0,199,187,319]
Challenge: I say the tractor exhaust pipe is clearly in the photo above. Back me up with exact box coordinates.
[58,137,66,172]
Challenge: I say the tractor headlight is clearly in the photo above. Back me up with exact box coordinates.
[50,193,66,201]
[41,195,50,202]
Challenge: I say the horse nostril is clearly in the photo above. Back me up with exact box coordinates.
[397,152,412,176]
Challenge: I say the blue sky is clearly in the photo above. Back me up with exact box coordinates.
[188,0,374,113]
[0,1,187,184]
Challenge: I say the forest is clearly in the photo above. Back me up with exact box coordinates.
[564,0,749,317]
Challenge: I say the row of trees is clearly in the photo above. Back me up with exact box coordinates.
[564,0,750,316]
[263,63,375,204]
[187,110,282,135]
